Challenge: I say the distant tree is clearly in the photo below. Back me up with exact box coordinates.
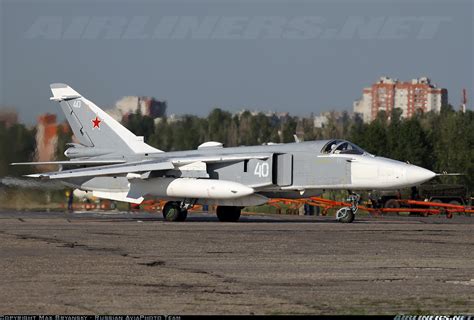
[238,111,256,146]
[207,108,232,145]
[431,109,474,187]
[397,117,431,167]
[123,111,155,143]
[55,124,73,161]
[385,108,403,161]
[356,115,388,156]
[280,117,298,143]
[0,123,36,176]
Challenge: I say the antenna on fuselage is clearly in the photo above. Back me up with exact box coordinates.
[293,134,301,143]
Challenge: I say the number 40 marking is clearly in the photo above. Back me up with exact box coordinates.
[254,162,269,178]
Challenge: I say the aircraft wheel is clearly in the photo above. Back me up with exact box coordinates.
[430,199,443,208]
[216,206,241,222]
[177,208,188,221]
[449,200,461,206]
[384,199,401,216]
[384,199,400,208]
[163,202,187,222]
[336,207,355,223]
[427,199,444,216]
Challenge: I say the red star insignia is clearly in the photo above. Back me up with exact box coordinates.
[92,116,101,129]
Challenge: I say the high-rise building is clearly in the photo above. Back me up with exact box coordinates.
[107,96,167,122]
[35,114,70,170]
[35,114,59,169]
[354,76,448,122]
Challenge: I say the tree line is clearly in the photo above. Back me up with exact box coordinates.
[1,106,473,189]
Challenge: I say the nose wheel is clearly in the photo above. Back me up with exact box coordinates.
[336,193,360,223]
[336,207,355,223]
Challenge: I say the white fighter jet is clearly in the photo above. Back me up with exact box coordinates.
[12,84,436,223]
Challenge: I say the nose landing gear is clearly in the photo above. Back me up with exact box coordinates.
[336,193,360,223]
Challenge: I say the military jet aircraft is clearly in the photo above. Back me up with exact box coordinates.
[12,84,436,223]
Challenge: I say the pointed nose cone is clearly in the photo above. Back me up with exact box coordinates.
[405,165,436,185]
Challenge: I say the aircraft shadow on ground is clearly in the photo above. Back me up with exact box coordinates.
[3,210,462,224]
[85,215,346,224]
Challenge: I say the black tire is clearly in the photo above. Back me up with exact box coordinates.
[430,199,443,205]
[336,207,355,223]
[384,199,400,208]
[429,199,443,208]
[384,199,401,216]
[419,199,441,217]
[177,209,188,221]
[448,200,462,215]
[216,206,241,222]
[449,200,461,206]
[163,202,186,222]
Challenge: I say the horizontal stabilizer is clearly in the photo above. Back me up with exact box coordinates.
[50,84,82,101]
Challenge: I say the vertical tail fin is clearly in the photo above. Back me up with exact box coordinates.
[50,83,161,155]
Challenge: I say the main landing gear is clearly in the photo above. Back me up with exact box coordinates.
[216,206,241,222]
[336,193,360,223]
[162,201,189,222]
[162,201,242,222]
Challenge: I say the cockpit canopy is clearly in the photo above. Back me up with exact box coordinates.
[321,140,367,155]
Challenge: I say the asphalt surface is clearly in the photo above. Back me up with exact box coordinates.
[0,210,473,315]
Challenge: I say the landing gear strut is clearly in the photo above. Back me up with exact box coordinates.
[162,201,188,222]
[216,206,241,222]
[336,193,360,223]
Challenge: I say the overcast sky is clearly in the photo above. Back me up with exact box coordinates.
[0,0,472,124]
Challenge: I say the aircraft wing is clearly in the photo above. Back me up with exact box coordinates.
[169,153,272,164]
[26,153,272,180]
[27,160,175,179]
[11,160,126,166]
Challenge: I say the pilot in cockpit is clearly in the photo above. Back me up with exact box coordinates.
[323,140,368,156]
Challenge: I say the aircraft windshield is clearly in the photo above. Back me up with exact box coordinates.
[322,140,366,155]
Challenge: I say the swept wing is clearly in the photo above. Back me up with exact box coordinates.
[26,153,272,180]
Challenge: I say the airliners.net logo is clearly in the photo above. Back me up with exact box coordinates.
[24,16,451,40]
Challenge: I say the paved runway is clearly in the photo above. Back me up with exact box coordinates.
[0,210,473,315]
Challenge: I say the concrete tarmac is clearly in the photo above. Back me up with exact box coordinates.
[0,210,473,315]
